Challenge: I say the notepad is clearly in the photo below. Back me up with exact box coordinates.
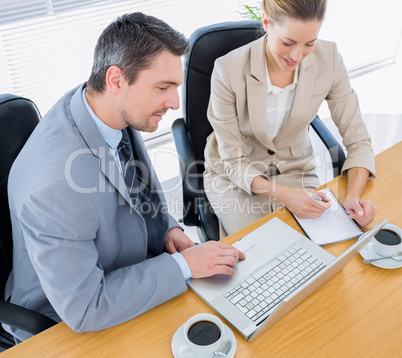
[293,188,363,245]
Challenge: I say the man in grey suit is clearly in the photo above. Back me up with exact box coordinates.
[4,12,245,342]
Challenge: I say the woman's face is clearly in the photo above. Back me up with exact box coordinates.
[263,15,322,72]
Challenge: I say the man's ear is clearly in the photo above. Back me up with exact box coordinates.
[105,65,124,94]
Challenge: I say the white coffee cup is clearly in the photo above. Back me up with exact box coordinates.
[179,313,225,356]
[373,224,402,257]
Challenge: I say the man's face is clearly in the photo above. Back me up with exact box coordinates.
[120,51,183,132]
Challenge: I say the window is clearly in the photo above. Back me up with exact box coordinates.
[320,0,402,78]
[1,0,401,143]
[0,0,246,138]
[1,0,48,26]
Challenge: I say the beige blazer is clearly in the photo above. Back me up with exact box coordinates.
[204,35,375,196]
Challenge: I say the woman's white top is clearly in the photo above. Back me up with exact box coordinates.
[265,65,299,139]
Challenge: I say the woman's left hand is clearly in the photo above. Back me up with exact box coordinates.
[344,197,376,227]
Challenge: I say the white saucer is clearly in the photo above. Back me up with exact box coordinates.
[359,224,402,269]
[171,322,236,358]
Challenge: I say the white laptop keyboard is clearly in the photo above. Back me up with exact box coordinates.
[223,243,326,323]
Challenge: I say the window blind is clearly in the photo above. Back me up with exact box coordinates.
[1,0,400,139]
[0,0,246,136]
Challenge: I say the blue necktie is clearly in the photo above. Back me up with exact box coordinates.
[118,128,140,198]
[117,128,169,243]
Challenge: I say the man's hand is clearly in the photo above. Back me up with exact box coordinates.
[164,227,195,254]
[181,241,246,278]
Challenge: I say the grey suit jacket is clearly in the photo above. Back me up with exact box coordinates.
[204,36,375,195]
[4,84,187,342]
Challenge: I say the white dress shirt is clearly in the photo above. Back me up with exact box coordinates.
[265,65,299,139]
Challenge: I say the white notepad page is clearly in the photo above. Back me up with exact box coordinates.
[294,188,363,245]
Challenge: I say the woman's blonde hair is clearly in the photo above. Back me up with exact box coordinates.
[262,0,327,24]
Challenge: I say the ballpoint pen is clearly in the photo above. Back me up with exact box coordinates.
[309,192,329,203]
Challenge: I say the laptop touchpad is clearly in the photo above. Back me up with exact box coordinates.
[235,244,268,273]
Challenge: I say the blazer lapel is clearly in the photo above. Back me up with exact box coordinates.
[69,84,134,208]
[247,36,275,150]
[274,55,318,143]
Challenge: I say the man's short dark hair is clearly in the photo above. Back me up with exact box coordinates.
[87,12,189,93]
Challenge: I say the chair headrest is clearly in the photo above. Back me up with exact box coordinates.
[182,21,264,163]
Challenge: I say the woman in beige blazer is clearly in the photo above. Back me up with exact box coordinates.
[204,0,376,236]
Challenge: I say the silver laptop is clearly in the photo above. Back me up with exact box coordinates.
[188,217,387,341]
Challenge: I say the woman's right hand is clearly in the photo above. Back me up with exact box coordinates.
[251,176,331,219]
[277,187,332,219]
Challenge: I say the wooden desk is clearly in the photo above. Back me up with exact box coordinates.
[2,142,401,357]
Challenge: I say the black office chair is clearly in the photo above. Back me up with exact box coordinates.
[0,94,57,351]
[172,21,346,242]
